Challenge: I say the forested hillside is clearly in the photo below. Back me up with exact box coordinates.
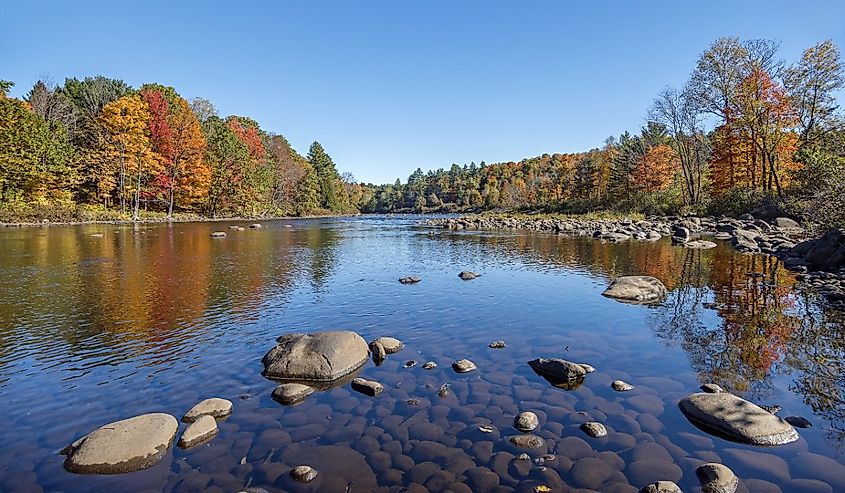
[1,37,843,226]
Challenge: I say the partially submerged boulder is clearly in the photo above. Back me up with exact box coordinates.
[262,331,369,382]
[178,415,218,449]
[602,276,667,304]
[458,271,481,280]
[62,413,178,474]
[182,397,232,423]
[679,392,799,445]
[528,358,587,389]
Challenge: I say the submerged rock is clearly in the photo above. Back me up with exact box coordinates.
[271,383,315,405]
[372,336,404,354]
[508,434,545,449]
[514,412,539,432]
[785,415,813,428]
[602,276,667,304]
[398,276,421,284]
[580,421,607,438]
[262,331,369,382]
[458,271,481,280]
[696,463,738,493]
[182,397,232,423]
[679,392,799,445]
[178,415,218,449]
[62,413,178,474]
[351,377,384,396]
[290,465,318,482]
[452,359,478,373]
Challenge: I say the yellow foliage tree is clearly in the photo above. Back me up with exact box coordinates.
[96,95,158,217]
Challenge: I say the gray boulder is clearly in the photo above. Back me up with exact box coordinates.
[679,392,798,445]
[178,415,218,449]
[262,331,369,382]
[640,481,683,493]
[602,276,667,304]
[528,358,587,383]
[62,413,178,474]
[182,397,232,423]
[696,463,738,493]
[805,229,845,270]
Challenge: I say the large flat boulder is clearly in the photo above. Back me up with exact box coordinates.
[62,413,178,474]
[602,276,667,304]
[679,392,798,445]
[262,331,369,382]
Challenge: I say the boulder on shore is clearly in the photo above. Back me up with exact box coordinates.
[679,392,799,445]
[262,331,369,382]
[602,276,667,304]
[62,413,178,474]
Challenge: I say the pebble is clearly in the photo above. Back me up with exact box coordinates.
[478,424,495,433]
[182,397,233,422]
[580,421,608,438]
[438,383,450,397]
[399,276,421,284]
[351,378,384,396]
[210,231,226,238]
[514,412,539,432]
[452,359,477,373]
[612,380,634,391]
[290,465,317,482]
[489,340,507,349]
[404,360,417,368]
[422,361,437,370]
[508,434,544,448]
[458,271,481,280]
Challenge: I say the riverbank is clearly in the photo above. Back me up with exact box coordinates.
[427,212,845,310]
[0,212,361,228]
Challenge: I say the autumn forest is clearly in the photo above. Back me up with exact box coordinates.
[1,37,843,226]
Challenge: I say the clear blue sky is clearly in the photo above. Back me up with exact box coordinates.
[2,1,844,184]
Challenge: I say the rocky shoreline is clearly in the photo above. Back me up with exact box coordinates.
[428,214,845,310]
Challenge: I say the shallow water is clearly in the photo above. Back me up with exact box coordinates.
[0,215,843,492]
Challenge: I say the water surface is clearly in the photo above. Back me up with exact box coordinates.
[0,216,843,492]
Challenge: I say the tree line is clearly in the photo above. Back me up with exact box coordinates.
[0,78,365,221]
[363,38,844,229]
[1,37,843,226]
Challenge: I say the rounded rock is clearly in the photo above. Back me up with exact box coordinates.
[679,392,799,445]
[514,412,539,432]
[602,276,667,304]
[183,397,233,423]
[509,434,545,449]
[580,421,608,438]
[452,359,478,373]
[351,378,384,397]
[696,463,738,493]
[290,465,317,482]
[271,383,315,405]
[262,331,369,382]
[62,413,178,474]
[178,415,218,449]
[373,336,404,354]
[639,481,683,493]
[612,380,634,391]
